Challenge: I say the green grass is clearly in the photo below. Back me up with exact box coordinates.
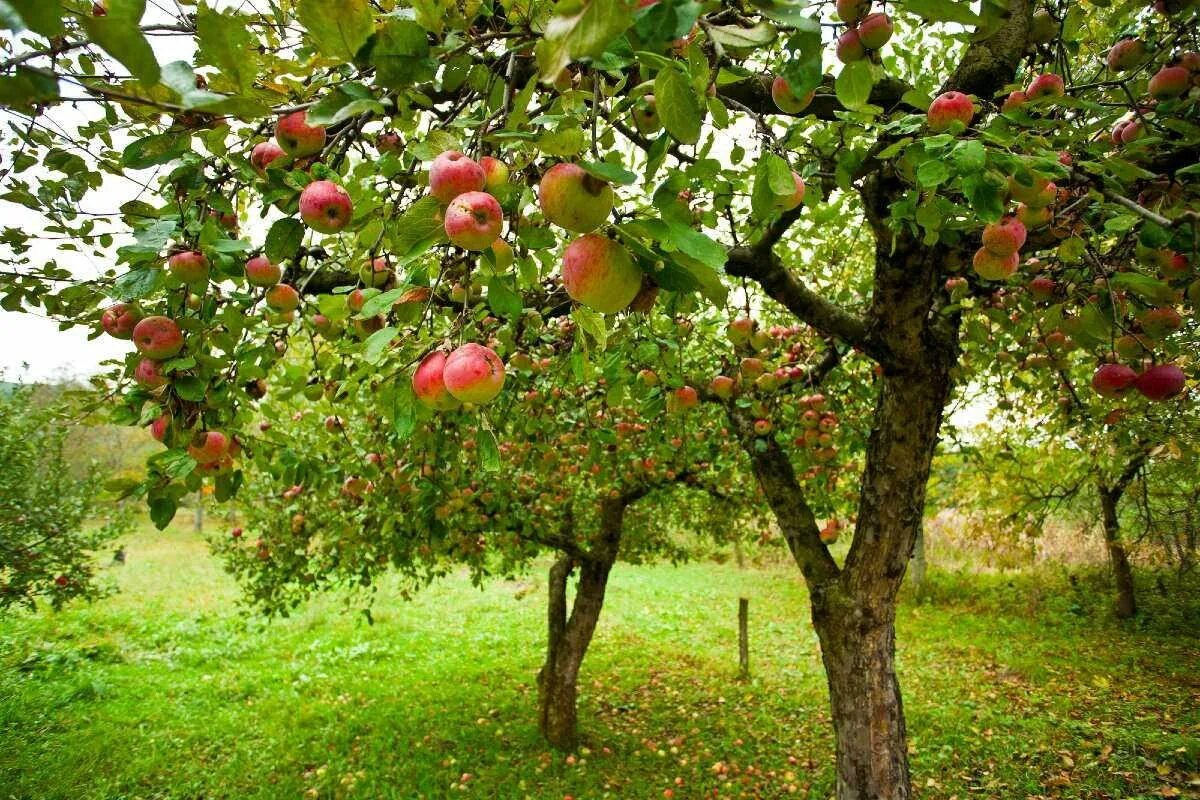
[1,523,1197,799]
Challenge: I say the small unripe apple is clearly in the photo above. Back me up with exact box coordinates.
[927,91,974,133]
[637,368,659,387]
[274,111,325,157]
[561,233,642,314]
[632,95,662,133]
[1008,175,1055,208]
[359,257,392,288]
[727,316,755,345]
[168,250,209,284]
[774,171,806,211]
[429,150,485,204]
[1016,202,1053,229]
[836,0,870,24]
[444,191,503,251]
[299,180,353,233]
[443,343,506,404]
[132,316,184,359]
[490,238,515,270]
[245,255,281,287]
[539,163,614,233]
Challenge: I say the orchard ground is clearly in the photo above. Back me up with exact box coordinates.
[1,520,1197,800]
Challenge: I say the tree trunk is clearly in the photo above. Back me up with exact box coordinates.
[909,525,926,596]
[1099,486,1137,619]
[737,597,750,680]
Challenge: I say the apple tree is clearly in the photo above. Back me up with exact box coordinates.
[1,0,1198,797]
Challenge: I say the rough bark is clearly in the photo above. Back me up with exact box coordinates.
[1099,489,1137,619]
[909,525,927,596]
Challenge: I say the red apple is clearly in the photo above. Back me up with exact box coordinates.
[1091,363,1137,398]
[132,316,183,359]
[245,255,281,287]
[299,180,353,233]
[774,171,806,211]
[479,156,509,191]
[1134,364,1185,401]
[836,28,865,63]
[188,430,229,465]
[857,13,892,50]
[133,358,168,389]
[927,91,974,132]
[771,77,813,114]
[274,111,325,157]
[561,233,642,314]
[101,303,141,339]
[972,247,1019,281]
[981,216,1027,257]
[1149,65,1190,99]
[251,140,287,174]
[1001,90,1026,112]
[168,250,208,284]
[444,191,504,251]
[265,283,300,312]
[443,343,506,404]
[428,150,485,204]
[413,351,462,411]
[1025,73,1065,100]
[1107,38,1145,72]
[359,257,392,288]
[148,413,170,442]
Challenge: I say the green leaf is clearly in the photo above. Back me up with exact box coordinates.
[706,23,776,50]
[486,275,523,318]
[196,6,257,93]
[655,65,703,145]
[898,0,979,24]
[572,306,607,349]
[0,0,64,36]
[580,160,637,186]
[148,496,178,530]
[173,376,207,402]
[122,133,190,169]
[363,326,398,364]
[359,286,406,318]
[535,0,634,83]
[265,218,305,263]
[297,0,375,61]
[750,0,812,26]
[961,172,1005,223]
[112,267,163,300]
[371,19,435,88]
[478,428,501,472]
[0,66,59,109]
[392,196,446,261]
[1112,272,1172,304]
[666,222,725,270]
[915,159,950,188]
[778,16,823,95]
[392,379,416,439]
[835,60,874,111]
[79,0,160,86]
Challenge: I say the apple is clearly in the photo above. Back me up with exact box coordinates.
[981,216,1027,257]
[857,13,892,50]
[377,132,403,154]
[490,238,515,270]
[727,316,755,345]
[265,283,300,312]
[836,28,865,63]
[754,418,773,435]
[443,343,506,404]
[1138,306,1182,338]
[1028,9,1058,43]
[774,171,806,211]
[1028,276,1056,300]
[1106,38,1145,72]
[444,191,504,251]
[972,247,1018,281]
[133,358,168,389]
[274,110,325,157]
[1091,363,1137,398]
[632,95,662,133]
[927,91,974,132]
[771,77,814,114]
[539,163,614,233]
[561,233,642,314]
[836,0,870,24]
[346,289,366,314]
[413,350,462,411]
[251,140,287,174]
[710,375,735,399]
[1149,65,1190,99]
[669,385,699,412]
[299,180,353,233]
[429,150,485,204]
[1025,73,1065,100]
[245,255,281,287]
[187,430,229,465]
[1001,90,1026,112]
[1008,175,1055,208]
[359,257,392,288]
[148,413,169,442]
[637,368,659,387]
[1134,364,1186,401]
[101,303,141,339]
[168,250,209,284]
[132,316,183,359]
[479,156,509,191]
[1016,202,1052,229]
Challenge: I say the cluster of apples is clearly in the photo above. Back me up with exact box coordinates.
[251,111,356,235]
[1092,362,1186,403]
[1108,47,1200,146]
[411,344,506,411]
[834,0,893,64]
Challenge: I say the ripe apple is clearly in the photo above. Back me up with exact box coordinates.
[188,430,229,465]
[836,28,865,63]
[561,233,642,314]
[444,191,504,251]
[1016,202,1052,229]
[1138,306,1182,339]
[1107,38,1145,72]
[245,255,281,287]
[479,156,509,191]
[274,110,325,157]
[1134,364,1186,401]
[927,91,974,132]
[539,163,614,233]
[727,317,755,345]
[669,385,699,412]
[299,180,353,233]
[101,303,141,339]
[168,250,209,284]
[1027,276,1056,300]
[774,171,806,211]
[1025,73,1065,100]
[359,257,392,287]
[429,150,485,204]
[443,343,506,404]
[972,247,1019,281]
[771,77,814,114]
[148,413,169,442]
[132,316,184,359]
[710,375,735,399]
[413,351,462,411]
[251,140,287,174]
[1091,363,1137,398]
[265,283,300,312]
[857,13,893,50]
[1149,65,1190,99]
[1001,90,1026,112]
[836,0,870,24]
[133,358,168,389]
[981,216,1027,257]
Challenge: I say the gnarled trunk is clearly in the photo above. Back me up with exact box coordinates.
[1099,486,1137,619]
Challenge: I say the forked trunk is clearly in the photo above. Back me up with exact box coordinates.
[1099,487,1137,619]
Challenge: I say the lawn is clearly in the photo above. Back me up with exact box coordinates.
[0,522,1197,799]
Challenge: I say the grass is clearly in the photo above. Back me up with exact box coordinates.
[1,522,1197,799]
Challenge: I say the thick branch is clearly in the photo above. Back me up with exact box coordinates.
[718,73,916,120]
[942,0,1031,97]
